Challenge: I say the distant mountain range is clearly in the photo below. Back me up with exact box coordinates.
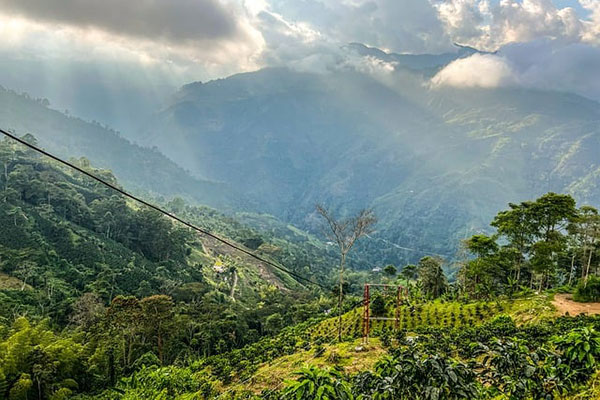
[1,43,599,267]
[136,45,600,266]
[345,42,489,72]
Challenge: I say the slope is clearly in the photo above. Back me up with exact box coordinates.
[140,65,600,267]
[0,86,240,210]
[0,135,341,327]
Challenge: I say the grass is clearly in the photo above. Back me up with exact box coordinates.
[508,292,556,323]
[236,338,385,393]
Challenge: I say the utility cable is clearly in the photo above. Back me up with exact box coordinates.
[0,128,329,290]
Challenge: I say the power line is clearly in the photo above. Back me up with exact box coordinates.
[0,128,328,290]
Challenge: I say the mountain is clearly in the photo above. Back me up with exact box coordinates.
[138,63,600,266]
[345,42,487,72]
[0,86,240,210]
[0,137,349,324]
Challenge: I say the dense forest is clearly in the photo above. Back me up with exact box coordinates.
[1,134,600,399]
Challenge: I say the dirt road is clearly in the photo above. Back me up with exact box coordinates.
[553,294,600,316]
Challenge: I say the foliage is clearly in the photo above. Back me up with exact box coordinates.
[552,327,600,380]
[282,366,353,400]
[2,134,600,399]
[573,277,600,303]
[462,193,599,299]
[417,257,447,299]
[354,349,479,400]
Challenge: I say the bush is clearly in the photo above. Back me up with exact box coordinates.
[573,277,600,303]
[552,327,600,379]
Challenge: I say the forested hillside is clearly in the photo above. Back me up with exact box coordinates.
[0,86,238,210]
[2,132,600,399]
[0,134,360,399]
[137,61,600,268]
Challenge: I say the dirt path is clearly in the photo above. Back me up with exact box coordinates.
[553,294,600,316]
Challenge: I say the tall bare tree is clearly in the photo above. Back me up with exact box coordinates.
[316,204,376,341]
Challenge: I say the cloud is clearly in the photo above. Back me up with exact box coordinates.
[434,0,600,51]
[265,0,455,54]
[0,0,267,75]
[500,39,600,101]
[579,0,600,43]
[1,0,600,134]
[0,0,244,44]
[431,53,516,88]
[431,39,600,102]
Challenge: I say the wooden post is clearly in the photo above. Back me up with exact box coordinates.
[395,286,401,330]
[363,284,370,344]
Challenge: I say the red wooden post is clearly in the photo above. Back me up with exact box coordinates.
[395,286,401,330]
[363,284,370,344]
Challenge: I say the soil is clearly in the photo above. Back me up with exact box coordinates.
[552,293,600,316]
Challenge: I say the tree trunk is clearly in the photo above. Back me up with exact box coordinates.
[158,331,164,366]
[337,252,346,342]
[582,249,587,280]
[585,249,593,287]
[568,254,575,287]
[530,273,534,289]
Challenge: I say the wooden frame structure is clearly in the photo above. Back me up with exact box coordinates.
[362,283,406,344]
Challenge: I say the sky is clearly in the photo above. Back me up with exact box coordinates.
[0,0,599,132]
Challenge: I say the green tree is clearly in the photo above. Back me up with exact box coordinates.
[264,313,284,335]
[417,257,448,299]
[140,295,176,365]
[460,234,504,298]
[569,206,600,285]
[400,264,418,282]
[491,201,536,283]
[105,296,143,372]
[528,193,577,289]
[383,264,397,278]
[8,374,32,400]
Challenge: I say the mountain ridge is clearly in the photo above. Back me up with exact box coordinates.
[138,64,600,266]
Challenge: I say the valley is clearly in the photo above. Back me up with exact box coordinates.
[0,18,599,397]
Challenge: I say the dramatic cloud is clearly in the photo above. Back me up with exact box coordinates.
[0,0,243,44]
[1,0,599,134]
[431,53,516,88]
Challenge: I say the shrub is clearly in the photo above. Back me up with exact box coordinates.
[326,351,342,365]
[573,277,600,303]
[313,344,325,358]
[282,366,353,400]
[552,327,600,380]
[356,347,480,400]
